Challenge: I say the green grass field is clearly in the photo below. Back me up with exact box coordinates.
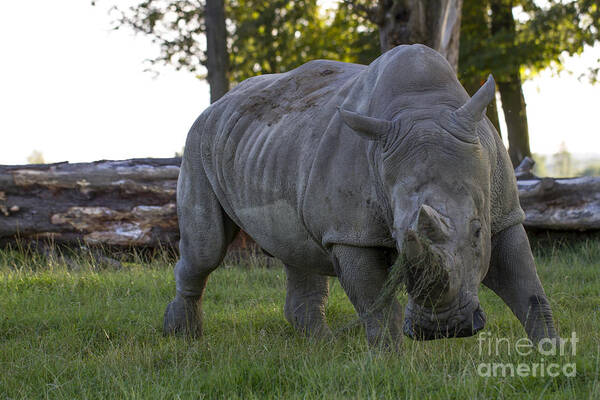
[1,240,599,399]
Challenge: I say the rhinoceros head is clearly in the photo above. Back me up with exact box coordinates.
[340,75,496,340]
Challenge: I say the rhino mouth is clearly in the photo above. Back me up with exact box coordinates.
[403,296,486,341]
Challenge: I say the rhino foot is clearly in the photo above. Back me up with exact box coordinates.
[294,322,334,340]
[314,324,333,340]
[284,304,333,340]
[163,295,202,338]
[364,315,403,352]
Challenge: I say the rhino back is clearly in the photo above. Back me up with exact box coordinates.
[197,60,364,270]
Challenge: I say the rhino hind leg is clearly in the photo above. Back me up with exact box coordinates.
[284,265,332,338]
[332,245,403,349]
[163,158,239,338]
[483,224,557,342]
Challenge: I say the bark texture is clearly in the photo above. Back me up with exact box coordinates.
[459,0,502,135]
[1,158,598,248]
[515,157,600,231]
[0,158,180,247]
[375,0,463,71]
[490,0,532,167]
[205,0,229,103]
[517,177,600,231]
[497,76,532,167]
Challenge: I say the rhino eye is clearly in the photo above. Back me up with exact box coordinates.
[471,220,482,239]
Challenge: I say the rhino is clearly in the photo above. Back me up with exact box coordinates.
[163,45,557,346]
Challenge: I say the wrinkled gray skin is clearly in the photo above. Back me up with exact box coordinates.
[163,45,557,346]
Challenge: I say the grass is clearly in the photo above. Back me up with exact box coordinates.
[0,240,599,399]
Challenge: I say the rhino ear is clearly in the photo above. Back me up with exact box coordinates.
[416,204,451,243]
[337,107,394,141]
[454,75,496,124]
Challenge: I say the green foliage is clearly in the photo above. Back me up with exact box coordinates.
[227,0,378,82]
[1,243,599,398]
[112,1,379,84]
[113,1,206,73]
[26,150,45,164]
[319,2,380,66]
[551,141,574,177]
[227,0,325,81]
[579,164,600,176]
[460,0,493,82]
[520,0,600,81]
[533,152,600,177]
[460,0,600,84]
[111,1,599,84]
[531,153,549,176]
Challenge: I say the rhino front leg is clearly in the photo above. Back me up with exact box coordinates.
[483,224,557,342]
[332,245,402,348]
[284,266,332,338]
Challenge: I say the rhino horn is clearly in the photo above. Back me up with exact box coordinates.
[403,229,424,262]
[453,74,496,124]
[337,107,394,140]
[416,204,451,243]
[403,229,449,300]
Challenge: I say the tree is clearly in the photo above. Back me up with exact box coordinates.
[459,0,533,158]
[27,150,45,164]
[491,0,533,166]
[551,141,573,177]
[531,153,549,176]
[580,164,600,176]
[226,0,371,81]
[459,0,502,134]
[110,0,227,103]
[459,0,600,166]
[109,0,379,92]
[205,0,229,102]
[343,0,464,70]
[323,3,380,66]
[520,0,600,82]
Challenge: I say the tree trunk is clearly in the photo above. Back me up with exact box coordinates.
[459,0,502,135]
[206,0,258,248]
[376,0,463,71]
[490,0,532,167]
[205,0,229,103]
[497,76,532,167]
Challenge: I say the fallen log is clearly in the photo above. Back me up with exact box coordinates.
[0,157,599,248]
[0,158,180,247]
[518,177,600,231]
[515,157,600,231]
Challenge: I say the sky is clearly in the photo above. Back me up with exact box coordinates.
[0,1,599,165]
